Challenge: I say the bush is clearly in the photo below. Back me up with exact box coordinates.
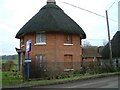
[79,60,120,74]
[2,60,15,71]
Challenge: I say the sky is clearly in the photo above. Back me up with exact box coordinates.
[0,0,119,55]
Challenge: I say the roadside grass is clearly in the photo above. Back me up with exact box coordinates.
[2,59,120,88]
[2,59,21,88]
[2,71,120,88]
[0,59,1,64]
[22,72,120,87]
[0,59,2,69]
[1,59,6,64]
[2,71,22,87]
[2,59,119,88]
[0,71,2,87]
[0,59,2,88]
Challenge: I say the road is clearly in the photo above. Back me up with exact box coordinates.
[35,75,119,88]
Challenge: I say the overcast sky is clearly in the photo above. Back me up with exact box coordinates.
[0,0,119,55]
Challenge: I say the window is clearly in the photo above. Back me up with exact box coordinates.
[20,38,24,46]
[64,34,72,44]
[36,33,46,44]
[64,55,73,69]
[36,54,46,68]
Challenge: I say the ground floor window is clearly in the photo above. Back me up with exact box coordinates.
[36,54,46,68]
[64,55,73,69]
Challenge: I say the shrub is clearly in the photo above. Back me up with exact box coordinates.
[2,60,15,71]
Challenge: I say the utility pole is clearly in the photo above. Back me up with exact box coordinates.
[105,10,113,67]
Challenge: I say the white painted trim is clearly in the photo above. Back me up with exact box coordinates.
[64,68,74,71]
[64,43,73,46]
[34,43,46,45]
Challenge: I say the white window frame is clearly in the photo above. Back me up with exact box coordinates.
[36,54,45,68]
[64,34,73,46]
[35,33,46,45]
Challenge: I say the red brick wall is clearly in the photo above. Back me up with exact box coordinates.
[20,32,82,77]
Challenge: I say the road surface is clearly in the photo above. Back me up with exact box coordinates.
[34,75,119,88]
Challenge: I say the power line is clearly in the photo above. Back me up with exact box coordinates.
[57,0,117,23]
[108,0,117,10]
[57,0,105,18]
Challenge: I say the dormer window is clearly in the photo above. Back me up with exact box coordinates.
[35,32,46,45]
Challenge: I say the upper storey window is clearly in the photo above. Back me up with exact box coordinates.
[64,34,72,44]
[20,37,24,47]
[36,32,46,44]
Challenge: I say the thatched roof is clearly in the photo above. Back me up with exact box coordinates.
[100,31,120,58]
[15,1,86,39]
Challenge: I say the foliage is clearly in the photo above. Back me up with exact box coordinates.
[0,71,2,87]
[30,59,120,80]
[2,60,17,71]
[0,60,2,70]
[2,59,22,87]
[80,60,120,75]
[2,59,18,64]
[2,58,120,88]
[2,72,119,88]
[2,71,22,87]
[1,55,18,60]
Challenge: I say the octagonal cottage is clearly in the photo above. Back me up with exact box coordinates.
[15,0,86,79]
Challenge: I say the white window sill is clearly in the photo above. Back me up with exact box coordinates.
[64,43,73,46]
[34,43,46,45]
[64,68,74,71]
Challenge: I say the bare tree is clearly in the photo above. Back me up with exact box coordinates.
[83,40,91,47]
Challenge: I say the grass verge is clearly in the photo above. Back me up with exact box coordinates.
[3,72,120,88]
[2,71,22,87]
[0,71,2,88]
